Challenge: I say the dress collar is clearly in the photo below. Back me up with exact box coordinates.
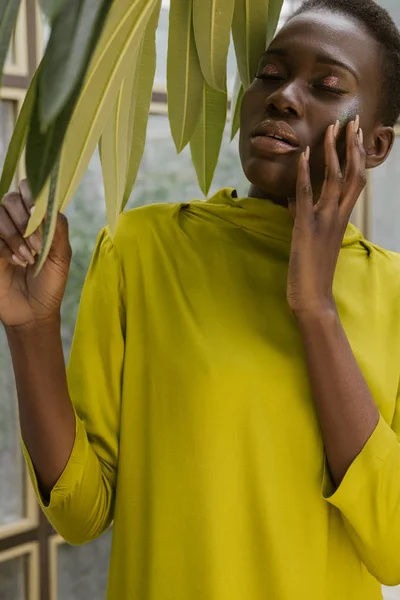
[200,188,363,246]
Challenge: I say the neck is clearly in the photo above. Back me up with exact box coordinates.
[247,184,323,207]
[247,185,290,208]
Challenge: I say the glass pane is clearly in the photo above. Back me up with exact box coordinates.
[0,327,25,527]
[56,529,112,600]
[370,138,400,251]
[0,99,24,528]
[0,555,28,600]
[0,101,16,169]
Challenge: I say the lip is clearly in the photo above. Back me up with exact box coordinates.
[250,120,300,149]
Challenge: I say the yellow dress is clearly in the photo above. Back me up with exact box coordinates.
[23,188,400,599]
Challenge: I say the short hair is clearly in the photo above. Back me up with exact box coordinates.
[288,0,400,126]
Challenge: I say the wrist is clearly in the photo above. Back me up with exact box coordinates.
[5,314,61,341]
[292,304,339,326]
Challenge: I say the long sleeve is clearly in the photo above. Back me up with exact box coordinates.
[322,393,400,586]
[22,228,125,545]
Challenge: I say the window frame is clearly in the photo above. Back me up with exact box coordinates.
[0,541,40,600]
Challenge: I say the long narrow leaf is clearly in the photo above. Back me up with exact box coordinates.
[39,0,67,22]
[122,0,160,210]
[0,0,22,80]
[39,0,113,127]
[99,76,133,236]
[230,72,243,141]
[167,0,203,153]
[26,0,112,198]
[25,180,50,238]
[232,0,270,89]
[190,81,227,195]
[34,159,60,274]
[193,0,235,92]
[266,0,284,47]
[58,0,158,214]
[0,67,40,198]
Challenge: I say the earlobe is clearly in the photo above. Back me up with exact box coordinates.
[365,126,395,169]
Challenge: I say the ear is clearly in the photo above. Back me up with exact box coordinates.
[365,126,395,169]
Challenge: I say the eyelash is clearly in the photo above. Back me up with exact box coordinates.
[255,74,346,96]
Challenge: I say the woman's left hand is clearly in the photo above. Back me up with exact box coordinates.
[287,116,366,317]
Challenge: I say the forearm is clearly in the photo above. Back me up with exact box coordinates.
[6,317,76,496]
[295,307,380,487]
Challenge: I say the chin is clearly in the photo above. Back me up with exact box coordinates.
[242,156,298,199]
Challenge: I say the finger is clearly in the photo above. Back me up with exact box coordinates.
[318,122,342,211]
[0,238,17,266]
[0,205,35,265]
[49,213,72,264]
[296,146,313,222]
[1,191,40,255]
[341,121,366,217]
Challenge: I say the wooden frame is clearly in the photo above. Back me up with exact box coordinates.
[0,541,40,600]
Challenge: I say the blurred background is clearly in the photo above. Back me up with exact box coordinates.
[0,1,399,599]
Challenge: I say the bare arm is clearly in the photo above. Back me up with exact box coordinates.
[295,308,380,488]
[7,317,76,496]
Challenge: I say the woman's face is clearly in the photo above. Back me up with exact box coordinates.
[239,10,385,202]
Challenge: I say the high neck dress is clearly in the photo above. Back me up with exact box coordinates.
[23,188,400,600]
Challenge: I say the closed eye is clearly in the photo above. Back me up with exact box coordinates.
[256,74,286,81]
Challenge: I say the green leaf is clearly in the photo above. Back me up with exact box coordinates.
[167,0,203,153]
[0,67,40,198]
[230,72,243,141]
[122,0,161,210]
[193,0,235,92]
[266,0,284,47]
[101,0,160,235]
[39,0,113,127]
[24,179,50,238]
[232,0,270,89]
[0,0,22,80]
[56,0,159,215]
[26,0,112,198]
[39,0,67,22]
[34,158,60,275]
[190,81,227,195]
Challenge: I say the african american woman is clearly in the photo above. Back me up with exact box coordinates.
[1,0,400,598]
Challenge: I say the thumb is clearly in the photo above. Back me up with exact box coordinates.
[47,213,72,264]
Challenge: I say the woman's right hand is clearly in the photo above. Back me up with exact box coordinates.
[0,180,72,330]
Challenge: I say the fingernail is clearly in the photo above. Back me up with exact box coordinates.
[304,146,310,161]
[333,120,340,138]
[358,127,364,145]
[19,245,35,265]
[28,233,41,253]
[30,206,35,215]
[354,114,360,133]
[12,254,27,268]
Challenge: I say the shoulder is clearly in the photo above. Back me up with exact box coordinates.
[357,236,400,290]
[107,202,190,258]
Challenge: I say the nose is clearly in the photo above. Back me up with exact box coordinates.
[265,80,305,119]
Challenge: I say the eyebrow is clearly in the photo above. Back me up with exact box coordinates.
[263,48,359,82]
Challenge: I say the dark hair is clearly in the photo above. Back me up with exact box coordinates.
[288,0,400,126]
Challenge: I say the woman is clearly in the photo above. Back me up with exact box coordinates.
[1,0,400,598]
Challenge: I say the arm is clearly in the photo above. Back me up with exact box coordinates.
[288,121,400,585]
[7,318,76,497]
[16,229,124,546]
[295,307,379,488]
